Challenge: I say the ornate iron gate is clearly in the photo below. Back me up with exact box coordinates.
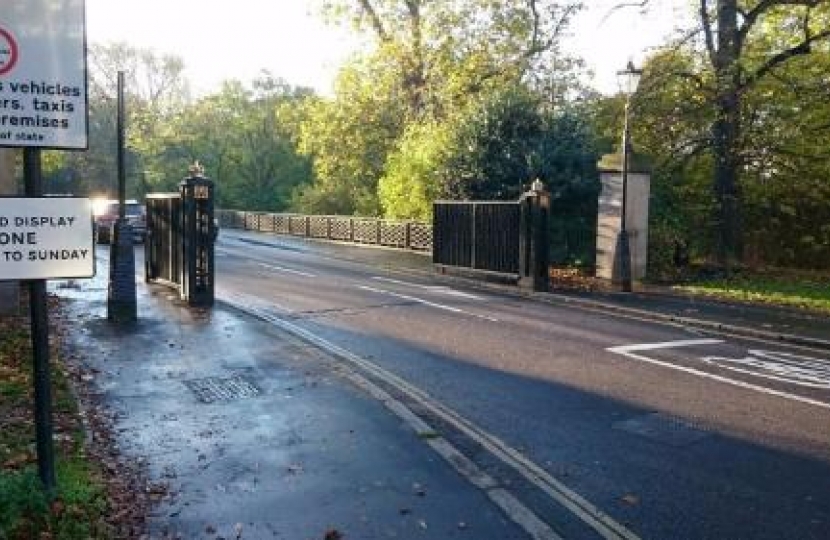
[145,172,216,306]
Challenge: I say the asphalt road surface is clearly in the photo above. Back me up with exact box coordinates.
[205,232,830,539]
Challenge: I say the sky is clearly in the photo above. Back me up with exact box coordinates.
[85,0,690,96]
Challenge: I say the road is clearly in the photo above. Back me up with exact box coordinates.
[206,231,830,539]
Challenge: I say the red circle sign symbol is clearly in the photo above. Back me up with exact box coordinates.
[0,27,19,76]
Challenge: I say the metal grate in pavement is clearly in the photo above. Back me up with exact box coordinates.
[183,375,261,404]
[613,412,710,447]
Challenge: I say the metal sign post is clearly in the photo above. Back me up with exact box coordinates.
[107,70,137,322]
[23,148,56,493]
[0,0,90,496]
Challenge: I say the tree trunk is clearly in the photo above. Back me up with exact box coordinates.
[712,92,742,269]
[711,0,742,269]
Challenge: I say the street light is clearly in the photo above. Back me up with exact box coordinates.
[615,60,642,292]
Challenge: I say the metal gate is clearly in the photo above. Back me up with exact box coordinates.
[145,172,215,306]
[433,201,521,275]
[145,194,181,288]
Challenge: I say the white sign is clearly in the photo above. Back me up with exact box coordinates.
[0,197,94,280]
[0,0,88,149]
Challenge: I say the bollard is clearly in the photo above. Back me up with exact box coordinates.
[107,220,137,322]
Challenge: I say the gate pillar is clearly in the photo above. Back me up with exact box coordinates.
[519,180,550,292]
[179,164,215,307]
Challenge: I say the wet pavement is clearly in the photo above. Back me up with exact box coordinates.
[56,256,527,539]
[53,235,829,539]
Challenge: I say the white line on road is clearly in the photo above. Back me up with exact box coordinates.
[219,290,635,540]
[257,262,316,278]
[358,285,499,322]
[371,276,485,300]
[607,340,830,410]
[610,339,725,352]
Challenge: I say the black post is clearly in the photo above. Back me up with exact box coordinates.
[23,148,56,495]
[117,71,126,220]
[615,98,634,292]
[518,183,550,292]
[107,70,137,321]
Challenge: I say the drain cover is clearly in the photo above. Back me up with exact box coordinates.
[184,375,261,403]
[613,412,710,447]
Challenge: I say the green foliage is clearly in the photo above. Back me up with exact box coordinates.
[294,59,406,216]
[167,76,314,211]
[378,86,601,225]
[40,46,314,212]
[0,462,109,540]
[1,316,109,540]
[297,0,587,217]
[0,468,49,538]
[441,87,544,200]
[379,121,452,219]
[676,270,830,314]
[631,2,830,270]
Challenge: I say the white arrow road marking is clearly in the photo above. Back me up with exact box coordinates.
[702,349,830,389]
[257,262,316,278]
[607,339,830,410]
[358,285,499,322]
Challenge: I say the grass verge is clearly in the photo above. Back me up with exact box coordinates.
[0,298,112,539]
[674,270,830,314]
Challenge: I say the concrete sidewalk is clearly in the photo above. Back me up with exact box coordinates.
[56,261,529,539]
[225,229,830,349]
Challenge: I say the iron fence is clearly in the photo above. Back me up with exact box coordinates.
[216,210,433,253]
[433,201,521,275]
[216,207,591,273]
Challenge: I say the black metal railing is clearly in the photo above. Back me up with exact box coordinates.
[433,201,521,275]
[146,174,215,307]
[216,210,433,253]
[145,193,182,288]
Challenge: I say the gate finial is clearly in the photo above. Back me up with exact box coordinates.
[188,160,205,177]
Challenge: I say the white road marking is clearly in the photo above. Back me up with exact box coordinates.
[372,276,485,300]
[358,285,499,322]
[610,339,725,352]
[607,340,830,410]
[257,262,316,278]
[219,290,636,540]
[701,349,830,389]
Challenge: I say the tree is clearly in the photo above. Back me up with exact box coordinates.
[380,85,600,223]
[610,1,830,271]
[299,0,586,215]
[294,58,407,215]
[43,43,190,197]
[668,1,830,266]
[168,76,315,211]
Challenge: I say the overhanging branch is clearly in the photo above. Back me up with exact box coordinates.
[742,28,830,90]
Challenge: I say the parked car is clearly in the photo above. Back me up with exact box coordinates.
[92,199,146,244]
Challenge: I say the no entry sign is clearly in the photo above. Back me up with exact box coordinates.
[0,197,94,280]
[0,0,88,149]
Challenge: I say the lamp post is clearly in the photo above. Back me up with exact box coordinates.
[615,61,642,292]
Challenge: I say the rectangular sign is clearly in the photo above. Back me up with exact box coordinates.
[0,0,88,149]
[0,197,94,280]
